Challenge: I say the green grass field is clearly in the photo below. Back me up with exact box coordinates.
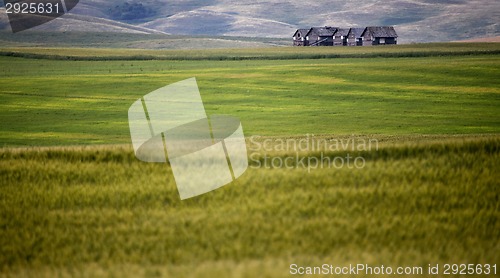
[0,44,499,277]
[1,42,499,60]
[1,44,499,146]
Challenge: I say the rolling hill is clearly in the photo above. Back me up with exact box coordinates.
[0,0,499,43]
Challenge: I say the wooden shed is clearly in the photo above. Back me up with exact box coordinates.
[347,28,365,46]
[292,29,310,46]
[333,28,350,46]
[361,26,398,46]
[306,27,337,46]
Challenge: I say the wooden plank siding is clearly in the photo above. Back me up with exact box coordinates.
[293,28,310,46]
[306,27,337,46]
[347,28,364,46]
[361,26,398,46]
[333,28,349,46]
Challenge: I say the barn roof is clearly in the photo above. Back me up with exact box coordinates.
[347,27,365,38]
[293,28,310,37]
[362,26,398,38]
[334,28,350,37]
[306,26,338,37]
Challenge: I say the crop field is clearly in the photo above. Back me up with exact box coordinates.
[0,44,499,277]
[1,45,499,146]
[1,42,499,60]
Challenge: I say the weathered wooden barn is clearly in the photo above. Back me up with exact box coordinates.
[292,26,398,46]
[347,28,364,46]
[305,26,337,46]
[333,28,349,46]
[361,26,398,45]
[293,29,310,46]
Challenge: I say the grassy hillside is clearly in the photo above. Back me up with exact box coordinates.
[24,0,500,42]
[2,1,498,41]
[0,31,290,49]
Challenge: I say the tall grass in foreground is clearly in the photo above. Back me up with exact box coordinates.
[0,136,498,277]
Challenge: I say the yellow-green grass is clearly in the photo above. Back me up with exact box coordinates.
[0,45,499,277]
[0,51,499,147]
[1,42,499,60]
[0,135,498,277]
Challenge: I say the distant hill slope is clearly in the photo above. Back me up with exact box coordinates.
[0,8,164,34]
[139,10,297,38]
[456,36,500,43]
[1,0,499,43]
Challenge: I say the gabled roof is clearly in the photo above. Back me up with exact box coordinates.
[347,27,365,38]
[362,26,398,38]
[334,28,350,37]
[306,26,338,37]
[293,28,310,37]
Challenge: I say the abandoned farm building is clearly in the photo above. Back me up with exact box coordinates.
[293,26,398,46]
[347,27,365,46]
